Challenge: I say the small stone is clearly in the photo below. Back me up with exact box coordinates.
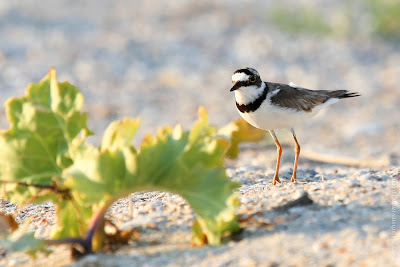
[240,197,251,204]
[334,194,345,202]
[347,179,361,188]
[293,189,305,199]
[379,231,389,239]
[104,223,118,235]
[34,227,50,239]
[152,200,163,208]
[331,215,342,222]
[359,173,374,182]
[312,242,323,252]
[380,174,390,180]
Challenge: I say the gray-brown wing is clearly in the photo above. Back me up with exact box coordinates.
[267,82,352,112]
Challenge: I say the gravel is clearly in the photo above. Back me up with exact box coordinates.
[1,0,400,266]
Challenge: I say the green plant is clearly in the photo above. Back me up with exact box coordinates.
[0,68,267,256]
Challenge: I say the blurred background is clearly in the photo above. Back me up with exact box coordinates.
[0,0,399,162]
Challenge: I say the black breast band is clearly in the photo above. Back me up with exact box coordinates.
[236,83,269,113]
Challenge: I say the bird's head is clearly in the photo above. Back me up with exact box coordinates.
[230,67,262,92]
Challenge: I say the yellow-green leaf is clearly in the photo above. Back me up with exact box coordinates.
[0,68,92,205]
[65,107,240,245]
[219,119,268,159]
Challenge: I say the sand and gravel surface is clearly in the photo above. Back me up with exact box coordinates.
[1,0,400,266]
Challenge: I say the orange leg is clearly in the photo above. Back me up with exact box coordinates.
[269,130,282,185]
[291,128,300,183]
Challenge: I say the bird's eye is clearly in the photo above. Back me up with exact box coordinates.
[249,75,256,83]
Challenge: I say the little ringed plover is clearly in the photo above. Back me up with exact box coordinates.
[230,67,360,185]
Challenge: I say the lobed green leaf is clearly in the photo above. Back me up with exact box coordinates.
[0,68,92,205]
[1,69,247,254]
[65,107,240,245]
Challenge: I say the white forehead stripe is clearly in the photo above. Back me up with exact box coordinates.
[232,72,250,82]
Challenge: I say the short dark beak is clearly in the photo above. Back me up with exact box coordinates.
[230,82,242,92]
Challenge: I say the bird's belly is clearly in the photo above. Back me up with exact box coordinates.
[237,104,314,130]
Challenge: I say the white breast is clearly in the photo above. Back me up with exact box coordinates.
[236,94,319,130]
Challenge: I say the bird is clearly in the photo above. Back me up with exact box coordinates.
[230,67,360,185]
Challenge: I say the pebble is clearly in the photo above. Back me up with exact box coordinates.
[347,179,361,187]
[380,174,390,180]
[378,231,390,239]
[334,194,346,202]
[359,173,374,183]
[293,189,306,199]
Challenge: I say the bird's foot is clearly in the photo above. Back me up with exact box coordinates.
[272,176,281,185]
[291,175,298,183]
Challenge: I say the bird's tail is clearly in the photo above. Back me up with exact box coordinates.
[329,90,360,99]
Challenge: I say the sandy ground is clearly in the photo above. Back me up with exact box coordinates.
[0,0,399,266]
[1,155,399,266]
